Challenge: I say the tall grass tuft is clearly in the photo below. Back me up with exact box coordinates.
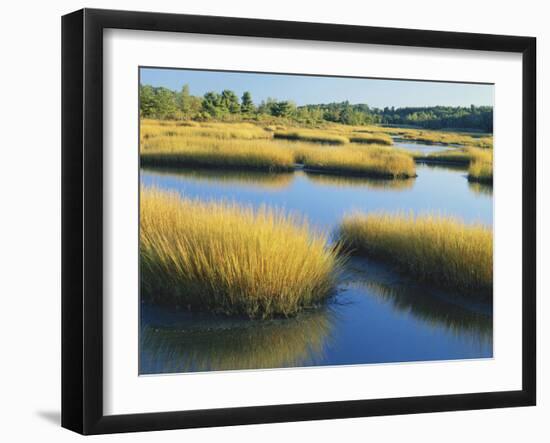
[274,129,349,145]
[338,212,493,294]
[141,145,294,171]
[141,119,271,141]
[414,146,493,167]
[468,159,493,184]
[141,120,296,171]
[343,125,493,149]
[140,188,343,318]
[349,133,393,145]
[141,136,295,171]
[398,129,493,148]
[295,145,416,178]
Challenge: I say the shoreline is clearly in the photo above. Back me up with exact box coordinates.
[140,158,418,180]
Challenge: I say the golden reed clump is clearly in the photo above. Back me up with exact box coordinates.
[295,145,416,178]
[467,148,493,183]
[339,212,492,294]
[141,120,294,171]
[140,188,344,318]
[274,129,349,145]
[349,133,393,145]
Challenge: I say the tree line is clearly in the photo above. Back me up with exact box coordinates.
[140,84,493,132]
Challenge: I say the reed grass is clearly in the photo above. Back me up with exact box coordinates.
[415,146,492,167]
[142,119,199,127]
[349,133,393,145]
[468,159,493,184]
[348,125,493,149]
[414,149,471,165]
[141,120,294,171]
[399,129,493,148]
[338,212,493,294]
[295,145,416,178]
[140,119,491,178]
[140,188,343,318]
[141,119,270,141]
[274,129,349,145]
[473,137,493,149]
[141,136,295,171]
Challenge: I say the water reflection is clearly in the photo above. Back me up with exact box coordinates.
[305,171,415,191]
[140,255,493,374]
[142,160,492,228]
[141,166,295,190]
[140,305,335,374]
[393,139,459,155]
[343,257,492,346]
[420,162,469,173]
[468,181,493,196]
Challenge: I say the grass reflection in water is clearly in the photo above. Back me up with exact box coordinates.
[305,171,415,191]
[141,166,295,190]
[468,181,493,197]
[343,257,492,345]
[140,306,336,373]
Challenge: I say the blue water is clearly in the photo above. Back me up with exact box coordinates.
[393,138,462,154]
[141,164,492,229]
[139,159,493,374]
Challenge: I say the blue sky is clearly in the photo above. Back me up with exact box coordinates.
[140,67,494,108]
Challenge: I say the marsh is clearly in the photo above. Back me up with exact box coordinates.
[138,69,494,374]
[140,150,492,374]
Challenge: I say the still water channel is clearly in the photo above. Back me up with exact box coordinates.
[140,143,493,374]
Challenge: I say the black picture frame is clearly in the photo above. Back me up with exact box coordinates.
[62,8,537,435]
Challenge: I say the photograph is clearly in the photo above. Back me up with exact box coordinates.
[138,67,494,375]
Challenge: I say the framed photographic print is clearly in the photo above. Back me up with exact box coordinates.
[61,8,536,435]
